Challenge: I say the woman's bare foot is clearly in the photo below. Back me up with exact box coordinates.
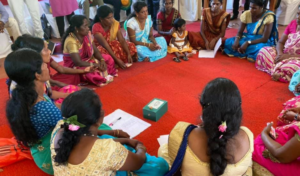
[272,73,280,81]
[144,57,150,62]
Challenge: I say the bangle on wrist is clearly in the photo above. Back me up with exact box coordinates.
[148,43,150,47]
[90,62,93,67]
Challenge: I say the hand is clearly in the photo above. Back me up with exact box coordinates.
[115,59,126,69]
[148,43,157,51]
[0,21,4,33]
[99,60,107,72]
[238,42,249,54]
[155,44,161,50]
[136,143,147,152]
[275,54,291,64]
[115,130,130,138]
[232,39,239,51]
[84,66,96,73]
[169,27,175,35]
[126,139,143,148]
[209,38,218,49]
[282,111,297,121]
[262,122,273,135]
[205,40,211,50]
[127,55,133,64]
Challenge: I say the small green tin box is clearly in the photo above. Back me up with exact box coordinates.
[143,98,168,122]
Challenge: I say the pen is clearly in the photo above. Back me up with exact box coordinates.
[109,117,122,126]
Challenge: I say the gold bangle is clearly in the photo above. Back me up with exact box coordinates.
[148,43,150,47]
[236,36,241,39]
[113,130,116,136]
[129,34,135,38]
[117,130,120,137]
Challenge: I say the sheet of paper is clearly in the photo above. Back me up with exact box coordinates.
[103,109,151,138]
[198,38,222,58]
[157,135,169,146]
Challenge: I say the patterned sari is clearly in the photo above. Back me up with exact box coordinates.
[125,15,167,62]
[92,20,137,63]
[155,8,181,44]
[63,32,116,86]
[256,31,300,83]
[224,10,278,62]
[188,8,230,49]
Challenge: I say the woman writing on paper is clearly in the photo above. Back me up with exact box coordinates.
[188,0,230,50]
[51,88,169,175]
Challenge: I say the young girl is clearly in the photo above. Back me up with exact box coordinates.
[167,18,193,62]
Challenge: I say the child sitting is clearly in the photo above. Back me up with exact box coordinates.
[167,18,193,62]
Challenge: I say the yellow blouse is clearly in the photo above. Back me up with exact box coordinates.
[50,120,129,176]
[159,122,254,176]
[240,10,275,35]
[63,35,81,54]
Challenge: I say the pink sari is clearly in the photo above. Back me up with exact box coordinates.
[63,32,116,86]
[256,31,300,83]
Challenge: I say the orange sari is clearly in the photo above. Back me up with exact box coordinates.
[188,8,230,49]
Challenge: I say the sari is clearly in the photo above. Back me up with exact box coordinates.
[256,31,300,83]
[125,15,167,62]
[92,20,137,63]
[63,32,116,87]
[155,8,181,44]
[224,10,278,62]
[252,122,300,176]
[51,120,169,176]
[188,8,230,49]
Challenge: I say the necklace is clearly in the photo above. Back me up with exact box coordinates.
[135,17,145,30]
[176,31,185,39]
[83,133,97,137]
[38,95,45,101]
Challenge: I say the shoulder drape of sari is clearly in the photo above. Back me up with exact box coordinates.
[135,15,152,43]
[203,8,230,34]
[284,31,300,55]
[92,21,119,43]
[109,20,120,42]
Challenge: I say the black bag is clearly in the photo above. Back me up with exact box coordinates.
[40,14,52,40]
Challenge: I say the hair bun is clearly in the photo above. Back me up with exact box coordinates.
[11,36,24,51]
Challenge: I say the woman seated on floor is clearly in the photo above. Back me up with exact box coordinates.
[256,9,300,83]
[158,78,253,176]
[188,0,230,50]
[154,0,181,44]
[125,2,167,62]
[224,0,278,62]
[51,88,169,175]
[8,34,92,105]
[62,15,117,87]
[5,49,63,175]
[92,5,137,69]
[252,107,300,175]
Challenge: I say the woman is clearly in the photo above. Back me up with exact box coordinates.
[5,49,62,174]
[125,2,167,62]
[92,5,137,69]
[49,0,77,37]
[256,9,300,83]
[158,78,253,176]
[155,0,181,44]
[62,15,117,87]
[252,108,300,176]
[188,0,230,50]
[51,88,169,175]
[224,0,278,62]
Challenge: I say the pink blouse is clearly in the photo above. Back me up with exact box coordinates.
[284,20,298,35]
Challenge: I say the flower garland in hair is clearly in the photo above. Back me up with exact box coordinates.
[218,121,227,139]
[63,115,86,131]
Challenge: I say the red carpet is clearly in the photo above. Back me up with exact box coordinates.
[0,23,293,175]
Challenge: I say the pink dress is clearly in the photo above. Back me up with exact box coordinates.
[255,20,300,83]
[49,0,78,17]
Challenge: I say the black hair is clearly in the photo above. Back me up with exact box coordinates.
[54,88,102,165]
[93,5,114,26]
[173,18,186,30]
[61,15,87,49]
[159,0,174,13]
[127,1,148,20]
[210,0,223,4]
[5,49,44,147]
[12,34,44,53]
[250,0,268,9]
[200,78,242,176]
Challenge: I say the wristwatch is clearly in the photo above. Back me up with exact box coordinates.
[247,40,252,45]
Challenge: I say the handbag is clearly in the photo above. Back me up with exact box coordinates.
[40,14,52,40]
[164,125,197,176]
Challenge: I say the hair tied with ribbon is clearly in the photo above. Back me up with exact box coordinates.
[218,121,227,139]
[63,115,86,131]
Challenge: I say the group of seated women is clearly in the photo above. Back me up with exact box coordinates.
[3,0,300,175]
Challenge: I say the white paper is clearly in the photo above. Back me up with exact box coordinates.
[198,38,222,58]
[148,99,164,109]
[103,109,151,138]
[157,135,169,146]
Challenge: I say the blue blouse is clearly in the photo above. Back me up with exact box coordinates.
[30,100,62,138]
